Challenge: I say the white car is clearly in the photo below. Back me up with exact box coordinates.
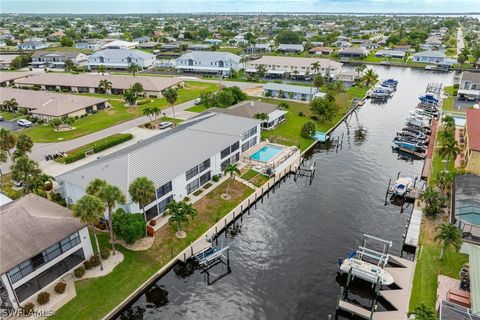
[17,119,33,127]
[194,98,202,105]
[158,121,173,129]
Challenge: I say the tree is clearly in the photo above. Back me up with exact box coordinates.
[435,170,456,194]
[313,75,324,89]
[254,113,269,121]
[129,177,156,236]
[10,155,41,194]
[275,30,302,44]
[98,184,126,255]
[224,163,240,197]
[142,106,153,121]
[216,90,235,108]
[64,58,75,71]
[0,128,17,162]
[419,186,444,218]
[123,89,137,105]
[13,134,33,160]
[112,209,146,244]
[128,63,140,77]
[163,87,178,120]
[2,98,19,114]
[413,304,437,320]
[167,200,197,238]
[98,79,112,94]
[355,64,366,78]
[150,106,161,125]
[457,54,466,65]
[438,138,460,170]
[311,61,321,75]
[60,36,74,47]
[301,121,316,138]
[74,195,105,271]
[310,93,337,122]
[97,64,106,75]
[86,178,107,197]
[239,56,249,69]
[256,64,267,78]
[435,223,462,259]
[362,68,379,87]
[11,55,32,69]
[442,115,456,133]
[131,82,144,96]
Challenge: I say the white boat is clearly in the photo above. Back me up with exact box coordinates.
[406,115,430,128]
[391,177,414,196]
[339,257,394,285]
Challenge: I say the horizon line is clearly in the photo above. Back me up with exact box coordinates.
[2,11,480,15]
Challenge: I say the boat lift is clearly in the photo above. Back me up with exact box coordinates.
[294,159,316,184]
[194,245,231,285]
[385,172,425,213]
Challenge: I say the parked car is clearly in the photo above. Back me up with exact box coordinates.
[194,98,202,105]
[158,121,173,129]
[17,119,33,127]
[0,116,3,121]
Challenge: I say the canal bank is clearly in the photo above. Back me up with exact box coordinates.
[104,66,454,320]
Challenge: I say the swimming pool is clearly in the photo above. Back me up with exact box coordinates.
[453,115,466,127]
[460,214,480,226]
[250,145,283,162]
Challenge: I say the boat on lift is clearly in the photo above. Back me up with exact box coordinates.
[339,252,394,285]
[406,115,431,128]
[381,79,398,89]
[391,177,414,196]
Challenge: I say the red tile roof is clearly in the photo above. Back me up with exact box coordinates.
[466,109,480,151]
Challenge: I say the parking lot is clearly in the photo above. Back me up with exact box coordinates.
[0,119,23,131]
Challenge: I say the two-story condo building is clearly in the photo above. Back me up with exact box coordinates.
[458,72,480,101]
[17,41,49,51]
[87,49,156,70]
[30,51,88,69]
[0,194,93,310]
[175,51,241,76]
[57,113,261,221]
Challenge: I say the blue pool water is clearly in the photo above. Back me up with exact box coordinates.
[460,214,480,226]
[453,115,466,127]
[250,145,283,162]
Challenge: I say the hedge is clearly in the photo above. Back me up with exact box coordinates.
[63,134,133,164]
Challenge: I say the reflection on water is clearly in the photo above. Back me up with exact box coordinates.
[116,66,454,320]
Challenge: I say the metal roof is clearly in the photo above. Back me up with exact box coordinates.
[57,113,260,196]
[176,51,241,64]
[264,82,319,95]
[89,48,154,60]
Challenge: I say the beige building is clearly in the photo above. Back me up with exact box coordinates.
[12,73,183,98]
[0,87,109,120]
[465,109,480,174]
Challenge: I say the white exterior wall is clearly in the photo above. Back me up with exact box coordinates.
[1,227,92,309]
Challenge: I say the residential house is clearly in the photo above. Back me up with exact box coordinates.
[458,72,480,100]
[87,49,156,70]
[0,88,109,120]
[188,44,212,51]
[0,194,93,309]
[247,56,342,79]
[57,113,261,221]
[411,51,452,65]
[160,42,183,52]
[175,51,241,76]
[0,72,33,87]
[134,36,151,44]
[277,44,304,53]
[17,41,49,51]
[14,73,183,98]
[48,31,66,41]
[231,35,248,46]
[309,47,333,55]
[0,55,19,70]
[464,109,480,174]
[332,40,351,48]
[452,174,480,244]
[264,82,323,101]
[75,41,101,51]
[211,100,287,130]
[393,45,413,52]
[204,39,222,45]
[375,50,406,59]
[103,40,138,49]
[30,51,88,69]
[245,43,271,54]
[338,47,369,58]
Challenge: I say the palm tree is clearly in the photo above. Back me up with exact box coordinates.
[143,106,153,122]
[167,200,197,238]
[163,87,178,120]
[2,98,19,114]
[0,128,17,161]
[123,89,137,105]
[64,58,75,72]
[311,61,321,74]
[128,63,140,77]
[355,64,366,78]
[10,155,41,194]
[239,55,249,69]
[98,79,112,94]
[435,170,455,194]
[129,177,156,236]
[442,115,456,132]
[74,195,106,271]
[150,106,161,126]
[97,65,106,75]
[438,138,460,170]
[98,184,126,255]
[224,163,240,197]
[86,178,107,197]
[362,68,379,87]
[435,223,462,259]
[254,113,269,121]
[15,133,33,155]
[256,64,267,78]
[419,186,444,218]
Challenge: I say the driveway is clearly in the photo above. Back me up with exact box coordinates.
[0,119,23,131]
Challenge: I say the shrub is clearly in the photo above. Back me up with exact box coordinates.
[212,175,220,182]
[112,211,145,244]
[278,102,289,109]
[183,196,190,202]
[265,91,272,97]
[100,247,110,260]
[301,121,316,138]
[74,266,85,278]
[136,99,152,106]
[298,112,305,117]
[149,219,157,226]
[203,182,212,189]
[90,254,101,267]
[147,225,155,237]
[92,134,133,153]
[22,303,35,315]
[37,292,50,305]
[193,189,203,196]
[83,260,93,270]
[310,115,319,121]
[64,151,86,164]
[144,122,153,129]
[54,282,66,294]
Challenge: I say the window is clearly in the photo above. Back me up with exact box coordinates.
[45,243,62,261]
[221,146,230,159]
[156,181,172,198]
[221,158,230,171]
[187,179,200,194]
[186,166,199,181]
[249,126,257,136]
[231,141,239,152]
[199,171,211,186]
[158,195,173,213]
[60,233,80,253]
[146,205,159,221]
[230,153,240,164]
[198,159,211,172]
[242,141,249,152]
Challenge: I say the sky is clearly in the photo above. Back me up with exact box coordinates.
[1,0,479,14]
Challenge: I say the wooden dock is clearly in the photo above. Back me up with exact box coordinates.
[421,119,438,180]
[404,209,422,248]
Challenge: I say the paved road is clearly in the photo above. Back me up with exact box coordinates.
[0,79,264,174]
[457,27,465,56]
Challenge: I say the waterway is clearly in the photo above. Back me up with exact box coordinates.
[116,66,455,320]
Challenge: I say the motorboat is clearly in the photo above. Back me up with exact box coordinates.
[391,177,414,196]
[339,257,394,285]
[396,131,429,142]
[374,85,394,94]
[406,115,431,128]
[393,140,427,156]
[393,136,428,147]
[381,79,398,89]
[404,125,431,135]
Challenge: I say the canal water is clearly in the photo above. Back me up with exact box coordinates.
[116,66,454,320]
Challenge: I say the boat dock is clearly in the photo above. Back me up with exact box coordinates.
[421,118,438,180]
[403,208,423,250]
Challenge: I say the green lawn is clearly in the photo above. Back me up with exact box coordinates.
[218,47,243,54]
[22,82,218,142]
[0,111,18,121]
[51,179,253,320]
[442,86,462,113]
[186,104,208,113]
[261,86,369,151]
[241,169,269,187]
